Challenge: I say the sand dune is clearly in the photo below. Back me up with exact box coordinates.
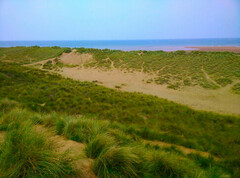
[60,66,240,115]
[28,49,240,115]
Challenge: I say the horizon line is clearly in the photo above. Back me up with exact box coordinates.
[1,37,240,42]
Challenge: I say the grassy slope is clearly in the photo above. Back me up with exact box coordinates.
[0,47,240,175]
[0,46,71,64]
[0,107,76,177]
[76,48,240,89]
[0,100,230,177]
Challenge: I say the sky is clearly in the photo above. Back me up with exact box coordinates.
[0,0,239,41]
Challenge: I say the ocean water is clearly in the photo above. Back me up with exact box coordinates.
[0,38,239,51]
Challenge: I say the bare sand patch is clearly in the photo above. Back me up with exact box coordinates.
[60,49,93,65]
[59,66,240,115]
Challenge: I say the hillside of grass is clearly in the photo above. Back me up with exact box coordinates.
[76,48,240,89]
[0,47,240,176]
[0,99,231,177]
[0,46,71,64]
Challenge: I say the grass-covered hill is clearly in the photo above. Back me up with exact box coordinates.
[0,46,240,177]
[0,46,71,64]
[0,99,234,177]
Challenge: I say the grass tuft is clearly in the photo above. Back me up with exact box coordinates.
[0,98,20,113]
[93,146,140,178]
[0,108,41,131]
[85,134,116,159]
[147,151,205,177]
[0,120,75,177]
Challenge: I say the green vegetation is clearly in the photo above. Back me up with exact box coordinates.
[0,107,75,177]
[93,146,141,177]
[0,47,240,176]
[232,82,240,95]
[0,46,71,64]
[0,101,229,177]
[85,134,115,159]
[42,60,53,70]
[76,48,240,89]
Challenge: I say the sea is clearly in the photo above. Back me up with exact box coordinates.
[0,38,239,51]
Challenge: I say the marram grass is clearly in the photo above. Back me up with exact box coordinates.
[0,118,75,177]
[0,101,232,177]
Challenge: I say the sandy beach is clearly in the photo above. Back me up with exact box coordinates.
[186,46,240,53]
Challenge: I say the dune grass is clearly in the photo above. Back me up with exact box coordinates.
[0,47,240,176]
[0,101,232,177]
[0,61,240,175]
[0,110,75,177]
[232,82,240,95]
[85,134,116,159]
[0,98,20,117]
[1,46,239,90]
[76,48,240,89]
[0,46,71,64]
[93,146,140,178]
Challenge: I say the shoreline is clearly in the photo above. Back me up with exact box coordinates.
[185,46,240,53]
[1,45,240,52]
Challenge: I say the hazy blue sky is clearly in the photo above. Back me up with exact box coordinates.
[0,0,239,40]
